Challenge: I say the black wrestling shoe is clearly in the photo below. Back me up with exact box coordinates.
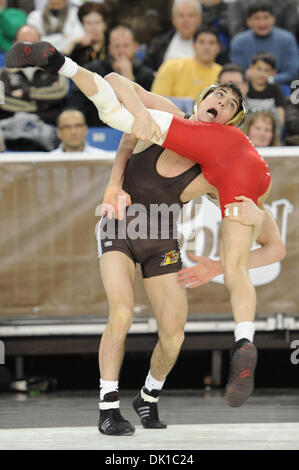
[225,338,257,408]
[99,391,135,436]
[132,387,167,429]
[5,41,65,73]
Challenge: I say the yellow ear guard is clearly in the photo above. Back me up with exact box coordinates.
[226,99,248,126]
[193,84,248,127]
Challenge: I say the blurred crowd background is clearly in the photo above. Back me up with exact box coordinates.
[1,0,299,152]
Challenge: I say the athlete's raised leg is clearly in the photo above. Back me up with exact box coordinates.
[133,272,188,429]
[98,251,136,436]
[220,220,258,408]
[5,41,171,142]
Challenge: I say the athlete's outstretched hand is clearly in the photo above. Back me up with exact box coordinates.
[101,184,132,219]
[177,253,221,288]
[224,195,265,226]
[132,109,162,142]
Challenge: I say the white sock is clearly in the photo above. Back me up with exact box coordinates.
[99,379,119,402]
[58,57,78,77]
[89,73,122,115]
[144,370,165,392]
[234,321,255,343]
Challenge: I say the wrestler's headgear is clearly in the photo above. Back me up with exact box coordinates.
[193,83,248,126]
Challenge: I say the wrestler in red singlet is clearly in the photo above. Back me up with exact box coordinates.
[163,118,271,217]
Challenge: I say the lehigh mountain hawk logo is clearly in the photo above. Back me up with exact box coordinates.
[160,250,180,266]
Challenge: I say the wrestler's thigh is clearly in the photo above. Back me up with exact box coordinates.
[220,218,253,264]
[99,251,136,307]
[143,272,188,331]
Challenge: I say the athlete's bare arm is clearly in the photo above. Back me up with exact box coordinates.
[178,206,285,288]
[100,73,188,220]
[108,134,137,186]
[248,204,286,267]
[101,133,136,219]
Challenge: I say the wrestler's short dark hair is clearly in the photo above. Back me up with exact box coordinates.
[213,82,244,113]
[218,63,247,82]
[193,25,219,43]
[246,0,274,18]
[251,51,276,69]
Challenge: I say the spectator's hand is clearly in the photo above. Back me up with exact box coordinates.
[132,110,162,142]
[177,253,221,288]
[224,196,265,226]
[112,56,134,81]
[101,184,132,220]
[78,34,93,47]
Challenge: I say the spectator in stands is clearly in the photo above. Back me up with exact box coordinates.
[198,0,231,64]
[0,3,26,52]
[246,51,285,126]
[284,87,299,145]
[230,0,298,87]
[227,0,299,37]
[151,25,222,100]
[218,63,249,98]
[200,0,229,32]
[64,2,108,66]
[67,25,155,127]
[26,0,84,52]
[242,111,280,147]
[144,0,202,72]
[103,0,173,46]
[0,24,69,125]
[51,109,100,153]
[6,0,34,14]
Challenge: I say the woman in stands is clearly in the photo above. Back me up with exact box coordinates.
[64,2,108,66]
[242,111,280,147]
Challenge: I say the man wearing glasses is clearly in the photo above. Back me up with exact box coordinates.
[51,109,100,153]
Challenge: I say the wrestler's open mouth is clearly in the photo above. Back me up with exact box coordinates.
[207,108,218,119]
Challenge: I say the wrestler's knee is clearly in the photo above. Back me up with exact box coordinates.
[222,258,248,291]
[106,304,134,337]
[159,325,185,355]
